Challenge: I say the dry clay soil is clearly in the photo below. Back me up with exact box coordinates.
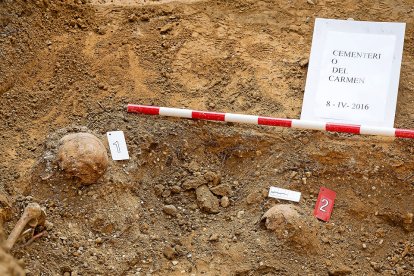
[1,0,414,275]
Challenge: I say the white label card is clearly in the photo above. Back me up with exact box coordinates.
[301,18,405,127]
[268,187,301,202]
[107,131,130,161]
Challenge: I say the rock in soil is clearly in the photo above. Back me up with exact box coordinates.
[163,205,178,217]
[196,185,220,213]
[220,196,230,208]
[210,184,231,196]
[182,176,206,190]
[163,245,176,260]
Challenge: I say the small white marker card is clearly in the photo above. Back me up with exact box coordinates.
[301,18,405,127]
[268,186,301,202]
[107,131,130,160]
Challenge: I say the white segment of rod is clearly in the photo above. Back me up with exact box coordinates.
[292,119,326,130]
[159,107,193,118]
[225,113,259,124]
[360,126,395,136]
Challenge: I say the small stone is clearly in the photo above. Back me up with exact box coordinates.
[208,233,219,242]
[210,184,231,196]
[305,171,312,177]
[162,189,171,198]
[172,260,179,266]
[246,191,264,205]
[301,177,307,185]
[237,210,245,219]
[163,245,176,260]
[196,185,219,214]
[128,13,138,22]
[299,58,309,67]
[154,184,164,196]
[221,196,230,208]
[97,83,107,90]
[95,237,103,244]
[160,23,175,34]
[403,212,413,224]
[140,15,149,22]
[171,185,181,194]
[204,171,221,186]
[362,243,367,249]
[44,220,54,230]
[96,26,107,35]
[328,264,353,275]
[182,176,206,190]
[163,205,178,217]
[307,0,315,5]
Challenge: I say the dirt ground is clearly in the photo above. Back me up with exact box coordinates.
[1,0,414,275]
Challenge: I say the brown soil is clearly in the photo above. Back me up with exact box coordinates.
[1,0,414,275]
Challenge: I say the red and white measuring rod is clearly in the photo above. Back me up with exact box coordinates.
[127,104,414,139]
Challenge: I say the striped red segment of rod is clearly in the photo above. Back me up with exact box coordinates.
[127,104,414,139]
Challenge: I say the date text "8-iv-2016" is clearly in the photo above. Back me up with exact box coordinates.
[326,101,369,110]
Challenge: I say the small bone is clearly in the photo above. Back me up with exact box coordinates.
[4,203,46,250]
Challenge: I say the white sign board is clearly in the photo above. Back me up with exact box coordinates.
[107,131,130,160]
[268,186,301,202]
[301,18,405,127]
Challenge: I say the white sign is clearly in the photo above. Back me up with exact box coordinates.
[107,131,130,160]
[301,18,405,127]
[268,186,301,202]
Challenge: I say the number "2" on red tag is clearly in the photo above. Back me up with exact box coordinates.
[314,187,336,222]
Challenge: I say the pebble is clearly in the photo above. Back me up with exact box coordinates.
[307,0,315,5]
[163,205,178,217]
[204,171,221,186]
[403,212,413,224]
[246,191,264,205]
[299,58,309,67]
[208,233,219,242]
[154,184,164,196]
[163,245,176,260]
[162,189,171,198]
[182,176,206,190]
[328,264,353,275]
[159,23,175,34]
[210,184,231,196]
[237,210,245,219]
[196,185,220,213]
[171,185,182,194]
[172,260,179,266]
[45,221,54,230]
[221,196,230,208]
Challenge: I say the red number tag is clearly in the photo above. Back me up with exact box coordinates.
[314,187,336,222]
